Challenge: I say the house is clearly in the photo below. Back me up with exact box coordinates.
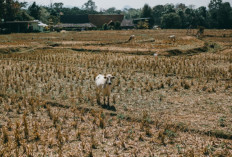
[0,21,37,33]
[133,18,151,24]
[58,14,124,30]
[88,14,124,28]
[54,23,96,31]
[60,15,89,24]
[0,20,48,33]
[31,20,48,32]
[133,17,151,28]
[120,19,135,29]
[58,14,96,30]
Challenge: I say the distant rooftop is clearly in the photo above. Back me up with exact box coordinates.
[88,14,124,27]
[60,14,124,28]
[133,17,150,21]
[60,15,89,24]
[3,21,39,24]
[54,23,96,28]
[121,19,134,27]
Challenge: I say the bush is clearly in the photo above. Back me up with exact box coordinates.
[102,23,108,30]
[137,20,149,29]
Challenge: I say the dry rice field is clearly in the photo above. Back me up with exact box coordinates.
[0,29,231,156]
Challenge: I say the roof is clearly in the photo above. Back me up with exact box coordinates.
[88,14,124,27]
[38,22,48,27]
[60,15,89,24]
[120,19,134,27]
[4,21,38,24]
[54,23,96,28]
[133,17,150,21]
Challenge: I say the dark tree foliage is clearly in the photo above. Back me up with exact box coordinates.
[141,4,154,28]
[161,13,181,28]
[152,5,164,25]
[141,4,152,18]
[163,4,175,14]
[104,7,122,15]
[28,2,41,20]
[208,0,232,28]
[114,21,121,29]
[123,8,141,19]
[141,1,232,29]
[0,0,22,21]
[0,0,6,20]
[82,0,97,13]
[0,0,231,29]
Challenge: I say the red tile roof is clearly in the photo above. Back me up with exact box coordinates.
[88,14,124,27]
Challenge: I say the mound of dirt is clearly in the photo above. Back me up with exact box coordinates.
[186,45,208,54]
[167,42,210,56]
[167,49,183,55]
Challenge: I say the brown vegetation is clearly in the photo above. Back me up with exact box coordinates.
[0,29,231,156]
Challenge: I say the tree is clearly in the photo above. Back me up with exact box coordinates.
[4,0,21,21]
[105,7,116,14]
[49,9,60,24]
[15,2,33,21]
[104,7,122,14]
[217,2,232,28]
[15,8,33,21]
[141,4,154,27]
[102,23,108,30]
[195,6,209,27]
[141,4,152,18]
[176,3,187,10]
[0,0,32,22]
[163,4,175,14]
[152,5,164,25]
[0,0,6,20]
[28,2,41,20]
[114,21,121,30]
[40,7,50,24]
[19,2,28,8]
[209,0,222,10]
[161,13,181,28]
[123,8,141,19]
[53,2,63,10]
[198,6,207,18]
[208,0,232,28]
[177,9,185,28]
[82,0,97,12]
[184,8,195,27]
[208,0,222,28]
[65,7,82,15]
[19,11,33,21]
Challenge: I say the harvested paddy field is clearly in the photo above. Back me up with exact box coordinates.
[0,29,231,156]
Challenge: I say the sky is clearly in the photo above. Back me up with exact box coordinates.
[20,0,232,10]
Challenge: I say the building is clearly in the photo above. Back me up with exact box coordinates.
[120,19,135,29]
[54,23,96,31]
[88,14,124,28]
[133,17,151,28]
[0,20,48,33]
[33,20,48,32]
[60,15,89,24]
[58,14,124,30]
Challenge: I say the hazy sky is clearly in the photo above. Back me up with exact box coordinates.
[21,0,232,10]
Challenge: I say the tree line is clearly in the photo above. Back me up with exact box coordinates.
[0,0,231,29]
